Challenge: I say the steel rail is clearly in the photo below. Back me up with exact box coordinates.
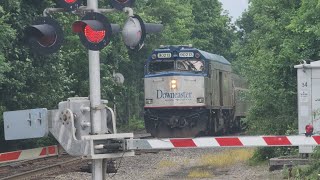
[0,157,81,180]
[0,154,60,167]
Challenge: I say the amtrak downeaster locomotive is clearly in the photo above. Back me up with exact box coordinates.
[144,45,249,138]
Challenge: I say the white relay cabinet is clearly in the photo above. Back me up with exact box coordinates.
[295,60,320,153]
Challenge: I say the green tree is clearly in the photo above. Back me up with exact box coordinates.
[191,0,235,59]
[233,0,301,136]
[232,0,320,161]
[0,4,15,150]
[0,0,74,151]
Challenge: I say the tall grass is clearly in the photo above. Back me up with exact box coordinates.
[158,160,177,168]
[187,148,255,179]
[188,169,213,178]
[200,148,255,168]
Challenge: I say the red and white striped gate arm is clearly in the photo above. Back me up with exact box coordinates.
[0,145,58,164]
[128,135,320,150]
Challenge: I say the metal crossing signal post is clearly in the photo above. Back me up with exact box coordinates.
[87,1,104,179]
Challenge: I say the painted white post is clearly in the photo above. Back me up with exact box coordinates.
[87,0,105,179]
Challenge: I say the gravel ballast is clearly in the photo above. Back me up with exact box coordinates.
[52,148,283,180]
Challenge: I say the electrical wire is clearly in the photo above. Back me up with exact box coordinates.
[108,151,126,178]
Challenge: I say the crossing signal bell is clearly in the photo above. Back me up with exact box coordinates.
[72,12,113,51]
[111,0,135,10]
[56,0,81,11]
[24,17,64,55]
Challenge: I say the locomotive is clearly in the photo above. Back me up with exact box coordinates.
[143,45,249,138]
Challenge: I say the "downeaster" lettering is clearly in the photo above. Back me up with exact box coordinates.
[156,90,192,99]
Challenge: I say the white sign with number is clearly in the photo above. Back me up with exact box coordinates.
[179,52,194,58]
[157,53,172,58]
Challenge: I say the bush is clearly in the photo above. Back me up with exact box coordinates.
[249,147,298,165]
[289,147,320,179]
[118,115,145,132]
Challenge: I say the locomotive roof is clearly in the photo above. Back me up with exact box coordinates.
[198,50,231,65]
[151,46,231,65]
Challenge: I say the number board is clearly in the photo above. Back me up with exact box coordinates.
[179,52,194,58]
[157,53,172,59]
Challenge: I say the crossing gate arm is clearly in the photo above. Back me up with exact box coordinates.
[126,135,320,150]
[0,145,58,164]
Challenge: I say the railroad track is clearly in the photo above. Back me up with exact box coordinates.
[3,132,238,179]
[0,157,82,180]
[0,154,87,180]
[0,155,57,178]
[0,136,165,180]
[0,154,60,173]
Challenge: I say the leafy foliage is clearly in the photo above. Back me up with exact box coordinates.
[281,147,320,179]
[191,0,235,59]
[118,115,145,132]
[232,0,320,161]
[0,0,233,151]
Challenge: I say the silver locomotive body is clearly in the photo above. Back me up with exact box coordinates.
[144,76,205,108]
[144,75,208,137]
[144,46,249,138]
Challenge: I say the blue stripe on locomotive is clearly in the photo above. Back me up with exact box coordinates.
[144,46,231,78]
[145,72,205,78]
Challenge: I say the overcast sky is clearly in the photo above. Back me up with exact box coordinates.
[219,0,249,22]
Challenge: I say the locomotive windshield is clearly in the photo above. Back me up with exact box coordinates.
[148,59,204,74]
[149,60,175,73]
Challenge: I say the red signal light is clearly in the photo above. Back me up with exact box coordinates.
[65,0,76,3]
[24,17,64,55]
[72,12,113,51]
[39,34,57,47]
[84,25,106,43]
[65,0,77,3]
[57,0,81,11]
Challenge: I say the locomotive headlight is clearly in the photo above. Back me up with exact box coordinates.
[197,97,204,103]
[171,79,177,89]
[146,99,153,104]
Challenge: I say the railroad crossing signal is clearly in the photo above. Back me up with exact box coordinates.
[19,1,163,179]
[72,12,116,51]
[111,0,135,10]
[24,17,64,55]
[24,7,162,53]
[56,0,81,11]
